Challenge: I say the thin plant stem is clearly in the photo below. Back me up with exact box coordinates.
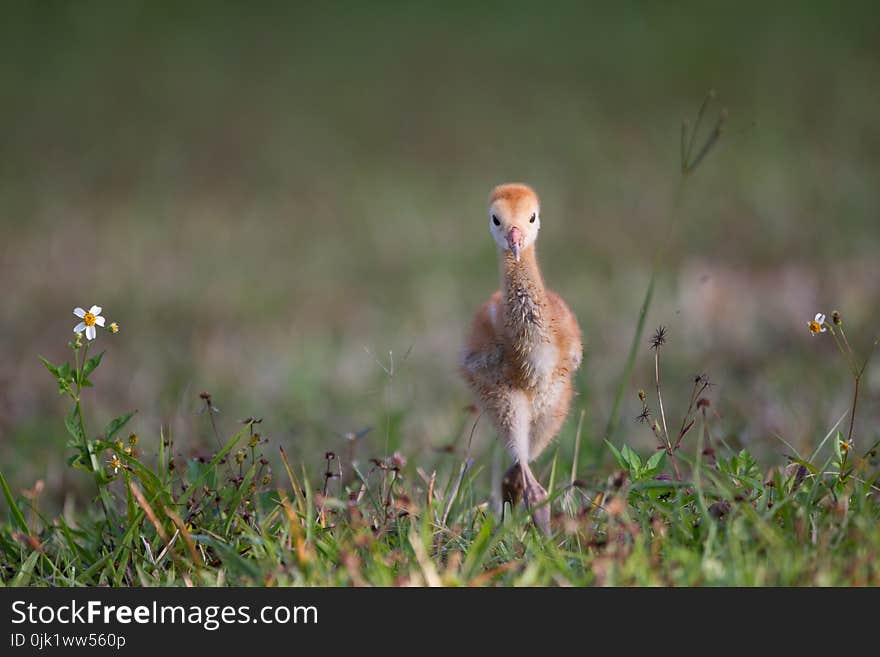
[654,349,671,448]
[653,346,682,481]
[846,375,860,445]
[827,325,858,376]
[675,378,708,448]
[73,341,115,540]
[205,399,222,450]
[685,92,713,167]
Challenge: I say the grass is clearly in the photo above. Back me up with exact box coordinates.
[1,301,878,587]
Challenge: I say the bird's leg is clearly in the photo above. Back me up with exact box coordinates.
[520,461,551,535]
[497,390,550,533]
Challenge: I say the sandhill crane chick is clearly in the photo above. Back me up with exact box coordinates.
[461,183,583,534]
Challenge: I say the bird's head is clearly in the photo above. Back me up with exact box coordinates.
[487,183,540,263]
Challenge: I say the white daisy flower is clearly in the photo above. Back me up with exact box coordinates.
[73,305,106,341]
[807,312,827,335]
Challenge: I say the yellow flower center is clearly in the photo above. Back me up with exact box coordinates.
[808,321,822,334]
[83,312,97,327]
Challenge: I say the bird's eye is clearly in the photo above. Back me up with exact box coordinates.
[530,213,536,223]
[492,215,500,226]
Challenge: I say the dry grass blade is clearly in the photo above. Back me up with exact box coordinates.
[129,480,169,545]
[165,507,201,566]
[408,530,441,587]
[279,492,311,564]
[279,445,305,516]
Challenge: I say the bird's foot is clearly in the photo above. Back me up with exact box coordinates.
[523,475,551,536]
[501,462,523,509]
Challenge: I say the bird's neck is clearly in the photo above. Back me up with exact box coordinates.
[499,246,548,348]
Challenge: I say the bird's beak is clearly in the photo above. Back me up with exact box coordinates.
[507,227,523,262]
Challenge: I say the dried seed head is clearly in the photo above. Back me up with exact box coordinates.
[832,310,841,326]
[650,325,667,350]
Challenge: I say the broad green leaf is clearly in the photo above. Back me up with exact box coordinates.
[80,350,105,383]
[604,440,626,469]
[39,356,59,377]
[65,405,85,443]
[102,410,137,442]
[621,444,642,471]
[645,449,665,472]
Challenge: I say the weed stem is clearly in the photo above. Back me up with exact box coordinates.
[73,342,115,541]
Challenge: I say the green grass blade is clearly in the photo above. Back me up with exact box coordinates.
[11,550,41,586]
[0,469,30,535]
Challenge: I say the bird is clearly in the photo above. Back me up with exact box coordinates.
[460,183,583,534]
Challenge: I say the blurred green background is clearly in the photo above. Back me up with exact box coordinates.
[1,1,879,510]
